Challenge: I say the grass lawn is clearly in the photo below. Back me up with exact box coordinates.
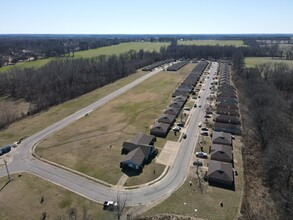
[142,136,244,220]
[0,42,169,72]
[36,63,196,185]
[245,57,293,68]
[178,40,245,47]
[0,173,113,220]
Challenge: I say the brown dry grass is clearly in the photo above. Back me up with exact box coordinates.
[0,173,112,220]
[36,63,197,185]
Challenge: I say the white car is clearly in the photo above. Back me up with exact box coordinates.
[195,151,207,158]
[198,122,202,127]
[172,126,181,132]
[103,201,118,210]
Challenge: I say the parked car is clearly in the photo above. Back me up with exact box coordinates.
[103,201,118,211]
[176,122,184,127]
[184,107,190,111]
[172,126,181,132]
[201,127,208,131]
[200,131,209,136]
[193,160,203,166]
[195,151,207,158]
[182,133,187,139]
[198,122,202,127]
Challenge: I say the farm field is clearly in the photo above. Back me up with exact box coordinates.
[35,63,196,186]
[245,57,293,68]
[74,42,169,58]
[0,173,111,220]
[178,40,245,47]
[142,136,243,220]
[0,42,169,72]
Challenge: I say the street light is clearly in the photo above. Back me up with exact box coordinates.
[3,159,12,182]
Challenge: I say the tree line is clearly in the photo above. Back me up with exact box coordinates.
[0,35,130,67]
[0,49,163,116]
[233,58,293,219]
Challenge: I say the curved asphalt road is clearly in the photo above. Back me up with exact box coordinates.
[0,62,218,206]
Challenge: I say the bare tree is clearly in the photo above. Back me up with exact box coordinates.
[116,192,127,220]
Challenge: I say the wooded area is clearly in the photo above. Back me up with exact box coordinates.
[234,60,293,219]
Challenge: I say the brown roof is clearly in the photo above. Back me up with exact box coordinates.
[212,131,232,146]
[164,107,180,116]
[215,115,241,125]
[150,122,171,137]
[157,114,176,124]
[214,122,242,135]
[125,133,154,145]
[210,144,233,163]
[169,100,184,109]
[207,160,233,182]
[173,95,188,103]
[120,145,154,168]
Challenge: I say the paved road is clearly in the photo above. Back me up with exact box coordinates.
[0,62,218,206]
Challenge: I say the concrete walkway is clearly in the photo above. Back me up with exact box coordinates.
[115,174,129,188]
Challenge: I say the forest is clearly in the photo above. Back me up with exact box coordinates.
[233,57,293,219]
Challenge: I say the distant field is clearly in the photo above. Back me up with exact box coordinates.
[0,173,111,220]
[74,42,169,58]
[0,58,53,72]
[0,42,169,72]
[245,57,293,68]
[178,40,245,47]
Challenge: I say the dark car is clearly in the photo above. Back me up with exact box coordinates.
[193,160,203,166]
[182,133,187,139]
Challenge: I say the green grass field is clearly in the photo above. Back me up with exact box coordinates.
[0,42,169,72]
[178,40,245,47]
[74,42,169,58]
[245,57,293,68]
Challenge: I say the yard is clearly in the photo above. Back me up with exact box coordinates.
[0,173,112,220]
[35,63,197,186]
[245,57,293,68]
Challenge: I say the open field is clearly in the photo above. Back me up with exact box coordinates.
[178,40,245,47]
[0,42,169,72]
[245,57,293,68]
[36,63,196,185]
[0,173,111,220]
[142,136,243,220]
[0,70,148,146]
[74,42,169,58]
[0,58,54,73]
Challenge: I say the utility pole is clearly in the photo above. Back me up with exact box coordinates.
[3,159,12,182]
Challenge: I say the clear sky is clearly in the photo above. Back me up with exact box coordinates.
[1,0,292,34]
